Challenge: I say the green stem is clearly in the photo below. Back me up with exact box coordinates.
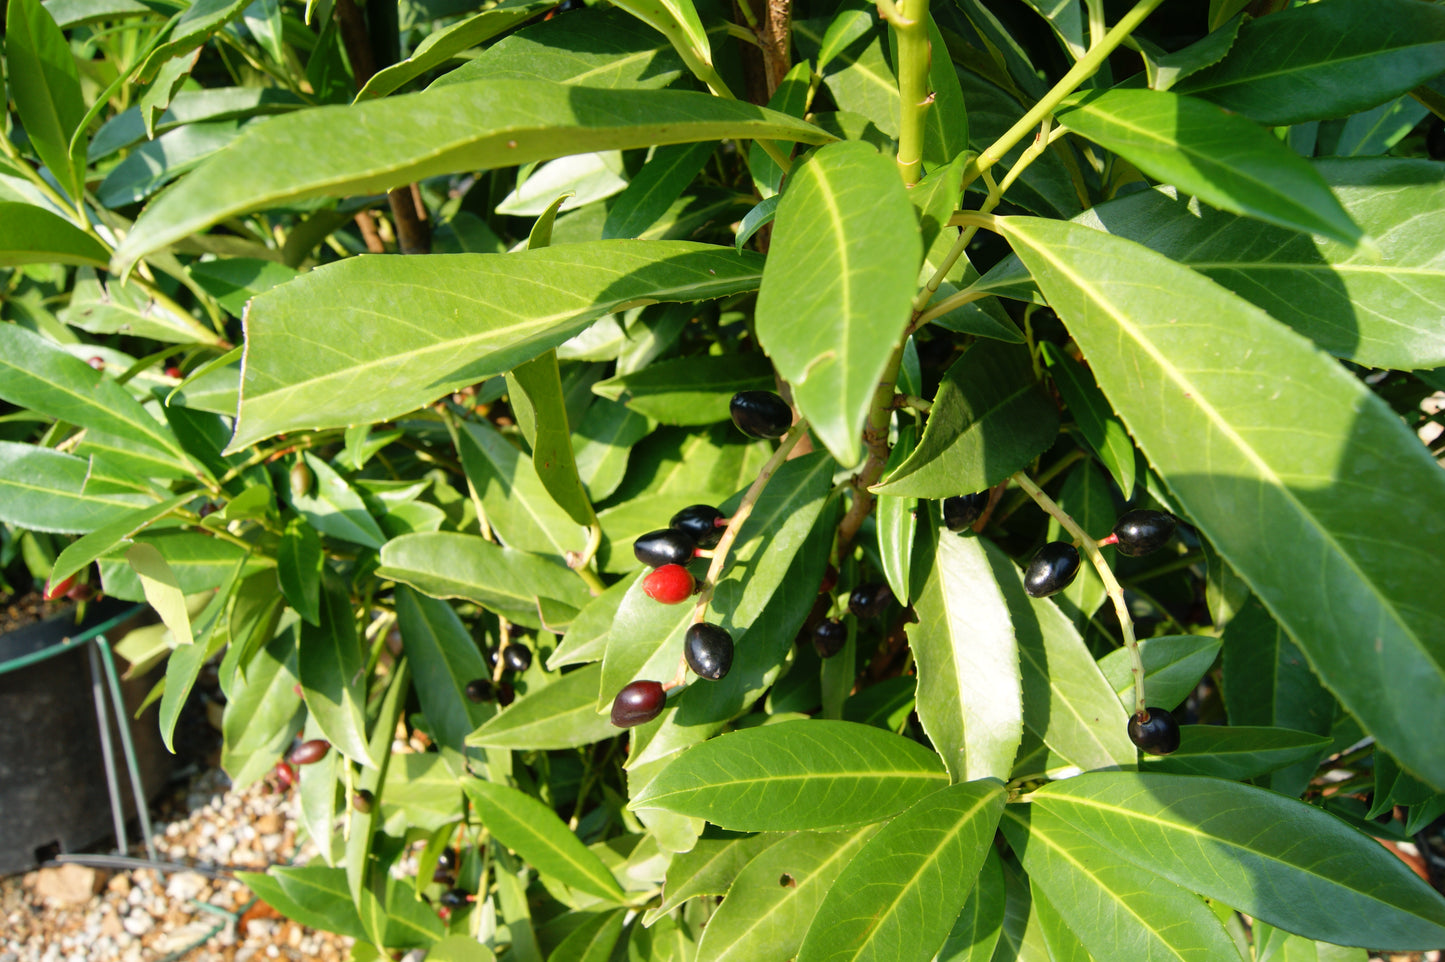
[960,0,1166,193]
[1012,470,1146,715]
[893,0,932,186]
[834,339,909,560]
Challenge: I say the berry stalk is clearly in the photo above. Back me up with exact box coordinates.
[1011,470,1147,715]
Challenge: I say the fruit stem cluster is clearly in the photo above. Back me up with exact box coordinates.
[1011,471,1147,715]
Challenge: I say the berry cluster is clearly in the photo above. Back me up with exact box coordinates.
[1023,509,1176,598]
[462,640,532,705]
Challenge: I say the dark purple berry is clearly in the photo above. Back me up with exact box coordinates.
[1128,707,1181,755]
[352,789,374,813]
[497,682,515,707]
[440,888,470,909]
[848,582,892,619]
[288,739,330,765]
[1112,510,1176,557]
[611,680,666,727]
[943,493,988,532]
[501,644,532,672]
[671,504,726,549]
[730,391,792,439]
[464,678,495,702]
[812,619,847,658]
[1024,542,1081,598]
[685,623,734,680]
[433,867,455,885]
[634,528,696,567]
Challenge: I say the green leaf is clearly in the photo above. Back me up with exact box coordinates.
[277,518,322,626]
[0,442,149,533]
[356,0,552,100]
[0,323,187,462]
[297,575,373,768]
[238,866,368,941]
[755,140,921,465]
[96,120,245,209]
[1041,342,1136,498]
[456,418,586,558]
[1098,634,1222,715]
[465,663,616,751]
[100,529,255,602]
[873,340,1057,499]
[380,753,464,834]
[545,911,623,962]
[6,0,86,200]
[158,566,238,751]
[49,494,190,586]
[605,141,716,239]
[291,452,387,550]
[378,532,591,631]
[134,0,248,83]
[1002,804,1244,962]
[126,542,194,646]
[346,659,410,928]
[548,572,638,669]
[998,214,1445,792]
[572,399,650,504]
[910,156,966,256]
[1140,726,1333,781]
[61,268,217,344]
[0,203,110,267]
[1054,89,1364,248]
[395,587,492,771]
[908,533,1021,782]
[88,86,303,160]
[221,623,303,789]
[631,719,949,831]
[957,70,1079,219]
[875,424,918,606]
[694,826,879,962]
[433,935,499,962]
[113,82,830,269]
[593,353,774,426]
[646,832,783,923]
[796,780,1004,962]
[1035,772,1445,949]
[1175,0,1445,126]
[297,714,342,866]
[607,0,723,93]
[795,11,897,138]
[1046,460,1115,627]
[921,14,968,168]
[227,241,767,451]
[936,847,1005,962]
[463,779,625,902]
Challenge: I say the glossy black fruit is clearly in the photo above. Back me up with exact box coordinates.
[812,619,847,658]
[611,680,666,727]
[671,504,726,549]
[497,682,516,707]
[848,582,892,619]
[464,678,495,702]
[1128,707,1181,755]
[1024,542,1081,597]
[685,623,734,680]
[943,493,988,532]
[1112,510,1176,557]
[440,888,471,909]
[502,644,532,672]
[730,390,792,439]
[634,528,696,567]
[436,847,459,872]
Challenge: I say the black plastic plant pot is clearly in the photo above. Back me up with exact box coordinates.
[0,599,170,875]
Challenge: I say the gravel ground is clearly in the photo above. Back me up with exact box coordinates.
[0,767,352,962]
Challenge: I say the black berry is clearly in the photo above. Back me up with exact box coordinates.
[634,528,696,567]
[440,888,470,909]
[848,582,892,619]
[730,391,792,439]
[671,504,726,549]
[501,644,532,672]
[812,619,847,658]
[611,680,666,727]
[943,493,988,532]
[436,847,459,872]
[1112,510,1176,557]
[685,623,734,680]
[464,678,495,702]
[1128,707,1181,755]
[1023,542,1081,598]
[497,682,515,707]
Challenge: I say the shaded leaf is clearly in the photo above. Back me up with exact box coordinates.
[1140,726,1333,781]
[593,353,774,426]
[1098,634,1222,714]
[466,663,617,750]
[6,0,87,199]
[297,575,373,767]
[396,587,492,770]
[0,203,109,267]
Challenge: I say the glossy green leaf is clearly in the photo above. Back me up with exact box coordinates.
[60,268,217,344]
[433,935,499,962]
[1001,805,1244,962]
[1098,634,1222,714]
[646,832,783,922]
[395,586,492,770]
[1252,922,1368,962]
[548,571,638,669]
[607,0,723,92]
[1055,89,1363,247]
[1175,0,1445,126]
[227,242,766,451]
[1042,343,1136,498]
[1140,726,1332,781]
[464,779,625,902]
[695,826,879,962]
[6,0,86,200]
[999,214,1445,792]
[158,562,238,750]
[632,719,949,831]
[238,866,368,941]
[99,529,256,602]
[297,714,342,866]
[96,120,244,209]
[114,83,828,269]
[1034,772,1445,949]
[1047,460,1115,627]
[755,140,921,465]
[796,780,1004,962]
[380,753,463,834]
[875,424,918,606]
[936,847,1005,962]
[908,532,1021,782]
[356,0,551,100]
[456,419,586,558]
[292,452,386,549]
[795,12,897,138]
[0,443,149,533]
[986,856,1054,962]
[88,86,302,160]
[0,203,109,267]
[135,0,248,83]
[572,398,650,503]
[378,532,591,631]
[0,323,186,462]
[277,518,322,626]
[747,61,811,198]
[546,910,624,962]
[920,15,968,168]
[297,575,373,768]
[221,624,303,789]
[346,659,410,926]
[49,494,190,586]
[593,353,774,426]
[126,542,194,646]
[466,663,616,750]
[605,141,716,239]
[874,340,1058,499]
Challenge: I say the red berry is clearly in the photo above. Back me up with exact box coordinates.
[611,680,666,727]
[165,366,182,378]
[643,564,695,604]
[288,738,330,765]
[270,761,296,792]
[43,573,77,600]
[87,356,105,371]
